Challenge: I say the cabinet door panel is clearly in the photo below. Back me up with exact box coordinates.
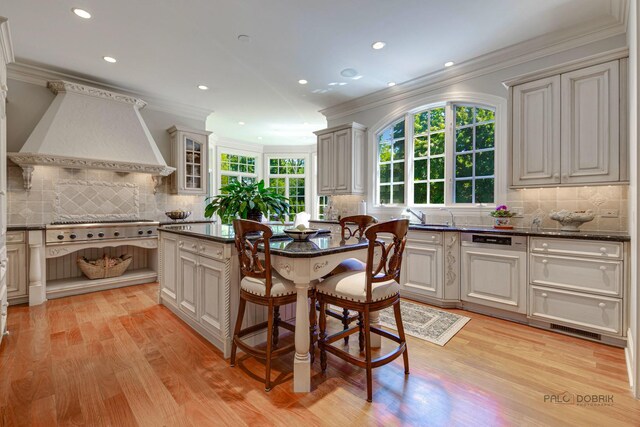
[401,245,442,298]
[198,256,225,337]
[561,60,619,183]
[317,133,334,194]
[512,76,561,186]
[178,250,198,320]
[461,248,526,313]
[160,234,178,303]
[6,244,27,299]
[352,128,366,194]
[333,129,351,193]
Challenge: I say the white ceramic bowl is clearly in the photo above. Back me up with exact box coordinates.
[284,228,319,241]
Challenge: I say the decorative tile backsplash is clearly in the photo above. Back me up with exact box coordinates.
[328,185,628,232]
[7,164,207,225]
[55,180,140,221]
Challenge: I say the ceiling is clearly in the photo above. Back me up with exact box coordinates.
[0,0,622,145]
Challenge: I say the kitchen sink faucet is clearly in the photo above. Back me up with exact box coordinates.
[403,208,427,225]
[439,207,456,227]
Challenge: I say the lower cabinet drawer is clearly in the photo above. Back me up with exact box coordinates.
[529,286,622,336]
[530,254,622,297]
[199,241,226,260]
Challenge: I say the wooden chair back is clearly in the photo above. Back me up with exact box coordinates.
[233,219,273,296]
[364,219,409,302]
[340,215,378,241]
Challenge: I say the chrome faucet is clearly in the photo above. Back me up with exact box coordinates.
[439,207,456,227]
[404,208,427,225]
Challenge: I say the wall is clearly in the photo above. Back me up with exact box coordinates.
[5,78,209,225]
[627,0,639,398]
[324,34,631,231]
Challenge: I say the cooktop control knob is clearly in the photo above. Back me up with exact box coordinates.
[87,233,94,238]
[138,230,144,235]
[98,232,105,238]
[147,230,153,234]
[69,234,77,239]
[57,235,64,240]
[114,231,120,237]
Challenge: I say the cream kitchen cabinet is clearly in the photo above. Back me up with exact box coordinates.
[397,231,460,307]
[314,123,366,195]
[158,231,233,357]
[6,231,27,303]
[167,126,212,195]
[510,59,626,187]
[528,237,627,342]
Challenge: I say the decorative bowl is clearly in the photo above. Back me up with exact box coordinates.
[165,210,192,220]
[549,210,595,231]
[284,228,319,241]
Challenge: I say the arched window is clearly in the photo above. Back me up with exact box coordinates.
[375,102,496,206]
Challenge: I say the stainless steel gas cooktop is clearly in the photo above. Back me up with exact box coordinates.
[46,220,159,244]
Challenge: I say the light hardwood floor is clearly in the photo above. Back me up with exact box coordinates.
[0,283,639,426]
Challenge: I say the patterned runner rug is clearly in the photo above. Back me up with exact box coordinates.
[378,300,470,346]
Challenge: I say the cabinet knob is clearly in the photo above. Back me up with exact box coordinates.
[191,244,197,249]
[553,173,560,179]
[200,246,205,251]
[599,265,607,271]
[541,259,548,264]
[431,235,436,240]
[178,241,184,248]
[600,247,607,253]
[598,302,606,308]
[541,293,548,298]
[541,243,548,248]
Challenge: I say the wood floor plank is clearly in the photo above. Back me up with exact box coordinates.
[1,282,639,427]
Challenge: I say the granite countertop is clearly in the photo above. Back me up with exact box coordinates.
[160,223,330,244]
[159,219,216,226]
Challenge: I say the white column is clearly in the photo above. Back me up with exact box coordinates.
[28,230,46,306]
[369,310,381,348]
[293,282,311,392]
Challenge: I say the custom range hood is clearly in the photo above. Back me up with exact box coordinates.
[8,80,175,189]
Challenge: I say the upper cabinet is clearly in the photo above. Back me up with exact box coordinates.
[509,59,627,187]
[314,122,366,196]
[167,126,212,195]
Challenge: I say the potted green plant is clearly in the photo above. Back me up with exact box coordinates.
[204,179,290,224]
[489,204,514,229]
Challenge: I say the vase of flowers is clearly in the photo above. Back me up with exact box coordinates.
[490,205,514,229]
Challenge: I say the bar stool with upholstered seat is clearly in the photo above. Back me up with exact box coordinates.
[230,219,316,391]
[317,219,410,402]
[321,215,377,346]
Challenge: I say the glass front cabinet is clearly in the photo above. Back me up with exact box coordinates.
[167,126,211,195]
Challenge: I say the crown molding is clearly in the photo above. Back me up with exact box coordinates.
[320,9,628,122]
[7,61,213,122]
[0,17,15,65]
[47,80,148,108]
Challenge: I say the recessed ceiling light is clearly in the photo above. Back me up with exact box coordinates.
[237,35,251,43]
[340,68,358,78]
[337,82,347,86]
[444,61,455,67]
[371,41,386,50]
[103,56,117,63]
[238,121,245,125]
[72,8,91,19]
[352,75,363,80]
[387,82,396,87]
[298,79,308,85]
[328,82,338,86]
[197,85,209,90]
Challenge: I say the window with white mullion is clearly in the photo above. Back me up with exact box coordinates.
[377,119,405,205]
[267,157,306,220]
[453,104,496,204]
[412,106,446,205]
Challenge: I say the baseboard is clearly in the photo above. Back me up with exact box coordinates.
[626,328,635,389]
[461,301,528,324]
[399,290,460,309]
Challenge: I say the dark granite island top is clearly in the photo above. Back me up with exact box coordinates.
[160,223,330,244]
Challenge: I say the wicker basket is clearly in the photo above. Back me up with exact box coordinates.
[77,254,133,280]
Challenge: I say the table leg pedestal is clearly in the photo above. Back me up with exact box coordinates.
[370,310,381,348]
[293,282,311,392]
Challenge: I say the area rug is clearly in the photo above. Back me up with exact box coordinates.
[378,300,470,346]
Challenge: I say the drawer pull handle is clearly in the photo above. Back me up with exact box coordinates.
[600,247,607,253]
[541,293,548,298]
[191,244,197,249]
[598,302,606,308]
[542,243,548,248]
[542,259,548,264]
[599,266,607,271]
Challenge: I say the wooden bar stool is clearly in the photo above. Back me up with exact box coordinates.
[321,215,377,346]
[230,219,316,391]
[317,219,410,402]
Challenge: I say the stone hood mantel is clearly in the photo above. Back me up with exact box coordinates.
[8,80,175,189]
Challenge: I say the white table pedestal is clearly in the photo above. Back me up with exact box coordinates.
[293,282,311,392]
